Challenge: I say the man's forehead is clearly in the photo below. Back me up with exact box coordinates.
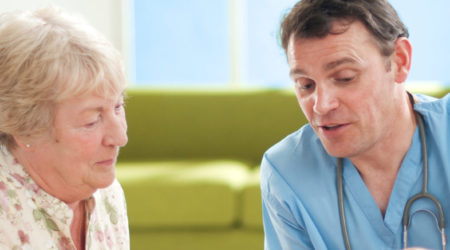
[329,19,355,34]
[286,22,376,77]
[287,20,373,47]
[287,21,375,58]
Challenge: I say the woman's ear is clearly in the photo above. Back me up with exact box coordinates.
[392,37,412,84]
[12,135,32,150]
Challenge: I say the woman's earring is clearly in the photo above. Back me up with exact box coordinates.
[26,144,31,148]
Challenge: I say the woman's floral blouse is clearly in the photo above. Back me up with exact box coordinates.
[0,148,130,249]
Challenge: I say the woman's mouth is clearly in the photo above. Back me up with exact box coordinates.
[95,159,115,166]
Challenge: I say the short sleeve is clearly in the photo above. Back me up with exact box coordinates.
[260,154,313,250]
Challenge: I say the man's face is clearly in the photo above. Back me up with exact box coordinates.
[287,21,400,159]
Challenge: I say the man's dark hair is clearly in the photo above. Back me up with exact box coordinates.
[279,0,409,57]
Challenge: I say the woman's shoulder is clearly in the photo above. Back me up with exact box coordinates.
[94,179,127,211]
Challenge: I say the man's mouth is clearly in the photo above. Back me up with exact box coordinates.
[321,124,344,131]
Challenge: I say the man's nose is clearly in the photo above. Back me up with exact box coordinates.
[313,87,339,115]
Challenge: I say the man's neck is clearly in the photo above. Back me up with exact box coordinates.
[350,91,417,215]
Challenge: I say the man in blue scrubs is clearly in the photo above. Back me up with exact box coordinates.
[261,0,450,249]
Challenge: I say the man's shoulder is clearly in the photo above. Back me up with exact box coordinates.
[264,124,322,159]
[413,93,450,144]
[415,93,450,114]
[261,124,333,181]
[260,124,336,201]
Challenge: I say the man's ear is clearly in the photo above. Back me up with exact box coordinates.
[392,37,412,84]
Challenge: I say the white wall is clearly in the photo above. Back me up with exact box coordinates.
[0,0,129,59]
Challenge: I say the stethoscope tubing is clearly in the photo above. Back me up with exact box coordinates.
[337,160,351,250]
[401,112,445,249]
[336,104,446,250]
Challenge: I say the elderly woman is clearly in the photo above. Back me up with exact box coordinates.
[0,7,129,249]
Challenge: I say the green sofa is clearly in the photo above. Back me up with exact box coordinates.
[116,86,449,250]
[116,89,307,250]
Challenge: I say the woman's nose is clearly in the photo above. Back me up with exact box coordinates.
[104,115,128,147]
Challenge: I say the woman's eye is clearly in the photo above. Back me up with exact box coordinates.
[115,103,125,112]
[84,120,98,128]
[84,116,101,128]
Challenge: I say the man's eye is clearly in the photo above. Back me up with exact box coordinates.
[338,76,354,82]
[295,79,315,90]
[302,83,313,89]
[337,77,354,83]
[334,70,357,83]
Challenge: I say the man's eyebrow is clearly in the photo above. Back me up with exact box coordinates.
[324,57,358,71]
[289,57,359,78]
[289,68,306,79]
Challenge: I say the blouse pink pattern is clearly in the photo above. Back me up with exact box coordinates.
[0,148,130,249]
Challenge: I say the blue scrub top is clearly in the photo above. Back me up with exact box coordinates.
[261,94,450,250]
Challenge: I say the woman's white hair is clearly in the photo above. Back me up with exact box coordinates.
[0,7,127,150]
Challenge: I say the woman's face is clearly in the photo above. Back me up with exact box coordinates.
[23,92,128,202]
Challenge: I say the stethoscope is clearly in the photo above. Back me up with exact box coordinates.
[336,93,446,250]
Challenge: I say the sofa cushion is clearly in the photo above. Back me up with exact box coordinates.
[116,160,250,228]
[129,229,263,250]
[241,166,263,229]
